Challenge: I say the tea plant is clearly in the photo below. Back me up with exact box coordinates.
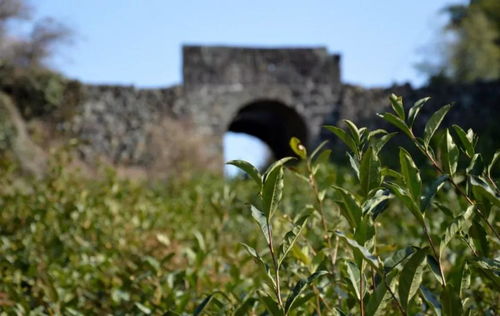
[224,95,499,315]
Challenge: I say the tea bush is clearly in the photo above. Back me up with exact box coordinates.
[0,95,498,315]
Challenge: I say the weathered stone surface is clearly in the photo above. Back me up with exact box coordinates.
[66,45,500,170]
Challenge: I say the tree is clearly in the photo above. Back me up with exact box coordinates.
[422,0,500,83]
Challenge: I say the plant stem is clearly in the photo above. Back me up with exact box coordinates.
[382,273,406,316]
[360,264,365,316]
[266,219,284,310]
[422,222,447,287]
[408,132,500,240]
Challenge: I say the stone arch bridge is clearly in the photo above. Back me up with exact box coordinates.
[72,45,500,170]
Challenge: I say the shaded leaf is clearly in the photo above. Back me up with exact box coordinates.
[284,271,328,313]
[420,286,442,316]
[421,175,449,212]
[278,214,310,267]
[335,231,380,269]
[452,124,474,157]
[398,247,427,311]
[324,125,358,154]
[383,246,416,272]
[439,205,474,258]
[193,295,213,316]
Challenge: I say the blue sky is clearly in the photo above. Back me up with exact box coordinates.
[29,0,465,174]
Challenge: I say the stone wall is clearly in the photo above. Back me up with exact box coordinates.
[64,46,500,170]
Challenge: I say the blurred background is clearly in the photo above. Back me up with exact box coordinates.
[1,0,499,177]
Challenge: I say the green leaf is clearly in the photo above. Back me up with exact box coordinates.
[331,185,362,229]
[471,258,500,291]
[383,246,416,272]
[423,104,451,147]
[420,286,442,316]
[335,231,380,269]
[421,175,449,212]
[324,125,358,155]
[345,260,361,300]
[344,119,361,145]
[193,295,213,316]
[372,132,397,155]
[234,297,257,316]
[226,160,262,187]
[365,270,397,316]
[439,205,474,258]
[389,94,405,120]
[289,137,307,160]
[362,189,391,219]
[259,292,284,316]
[399,148,422,204]
[241,243,276,288]
[262,165,285,218]
[408,97,430,127]
[284,271,328,313]
[487,150,500,180]
[278,214,310,267]
[347,152,360,179]
[466,153,484,176]
[359,147,382,197]
[440,283,463,316]
[263,157,294,181]
[250,205,271,244]
[310,140,329,161]
[442,129,459,176]
[470,175,500,207]
[377,112,413,139]
[452,124,474,157]
[385,182,424,225]
[398,247,427,312]
[427,255,444,286]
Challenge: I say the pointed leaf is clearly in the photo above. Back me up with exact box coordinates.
[278,214,310,267]
[398,247,427,311]
[377,112,413,139]
[366,270,397,316]
[250,205,270,244]
[324,125,358,154]
[345,261,361,300]
[331,185,362,229]
[226,160,262,187]
[383,246,416,272]
[439,205,474,258]
[194,295,214,316]
[262,166,285,218]
[389,94,405,120]
[399,148,422,204]
[284,271,328,313]
[360,147,382,197]
[421,175,449,212]
[420,286,442,316]
[452,124,474,157]
[335,231,380,269]
[408,97,430,127]
[442,129,459,176]
[423,104,451,147]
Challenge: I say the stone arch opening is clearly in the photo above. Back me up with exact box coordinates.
[227,100,309,160]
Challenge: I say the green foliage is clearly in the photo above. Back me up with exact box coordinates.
[0,95,498,314]
[422,0,500,82]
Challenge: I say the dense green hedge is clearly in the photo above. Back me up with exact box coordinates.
[0,95,498,315]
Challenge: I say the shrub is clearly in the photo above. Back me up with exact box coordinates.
[220,94,499,315]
